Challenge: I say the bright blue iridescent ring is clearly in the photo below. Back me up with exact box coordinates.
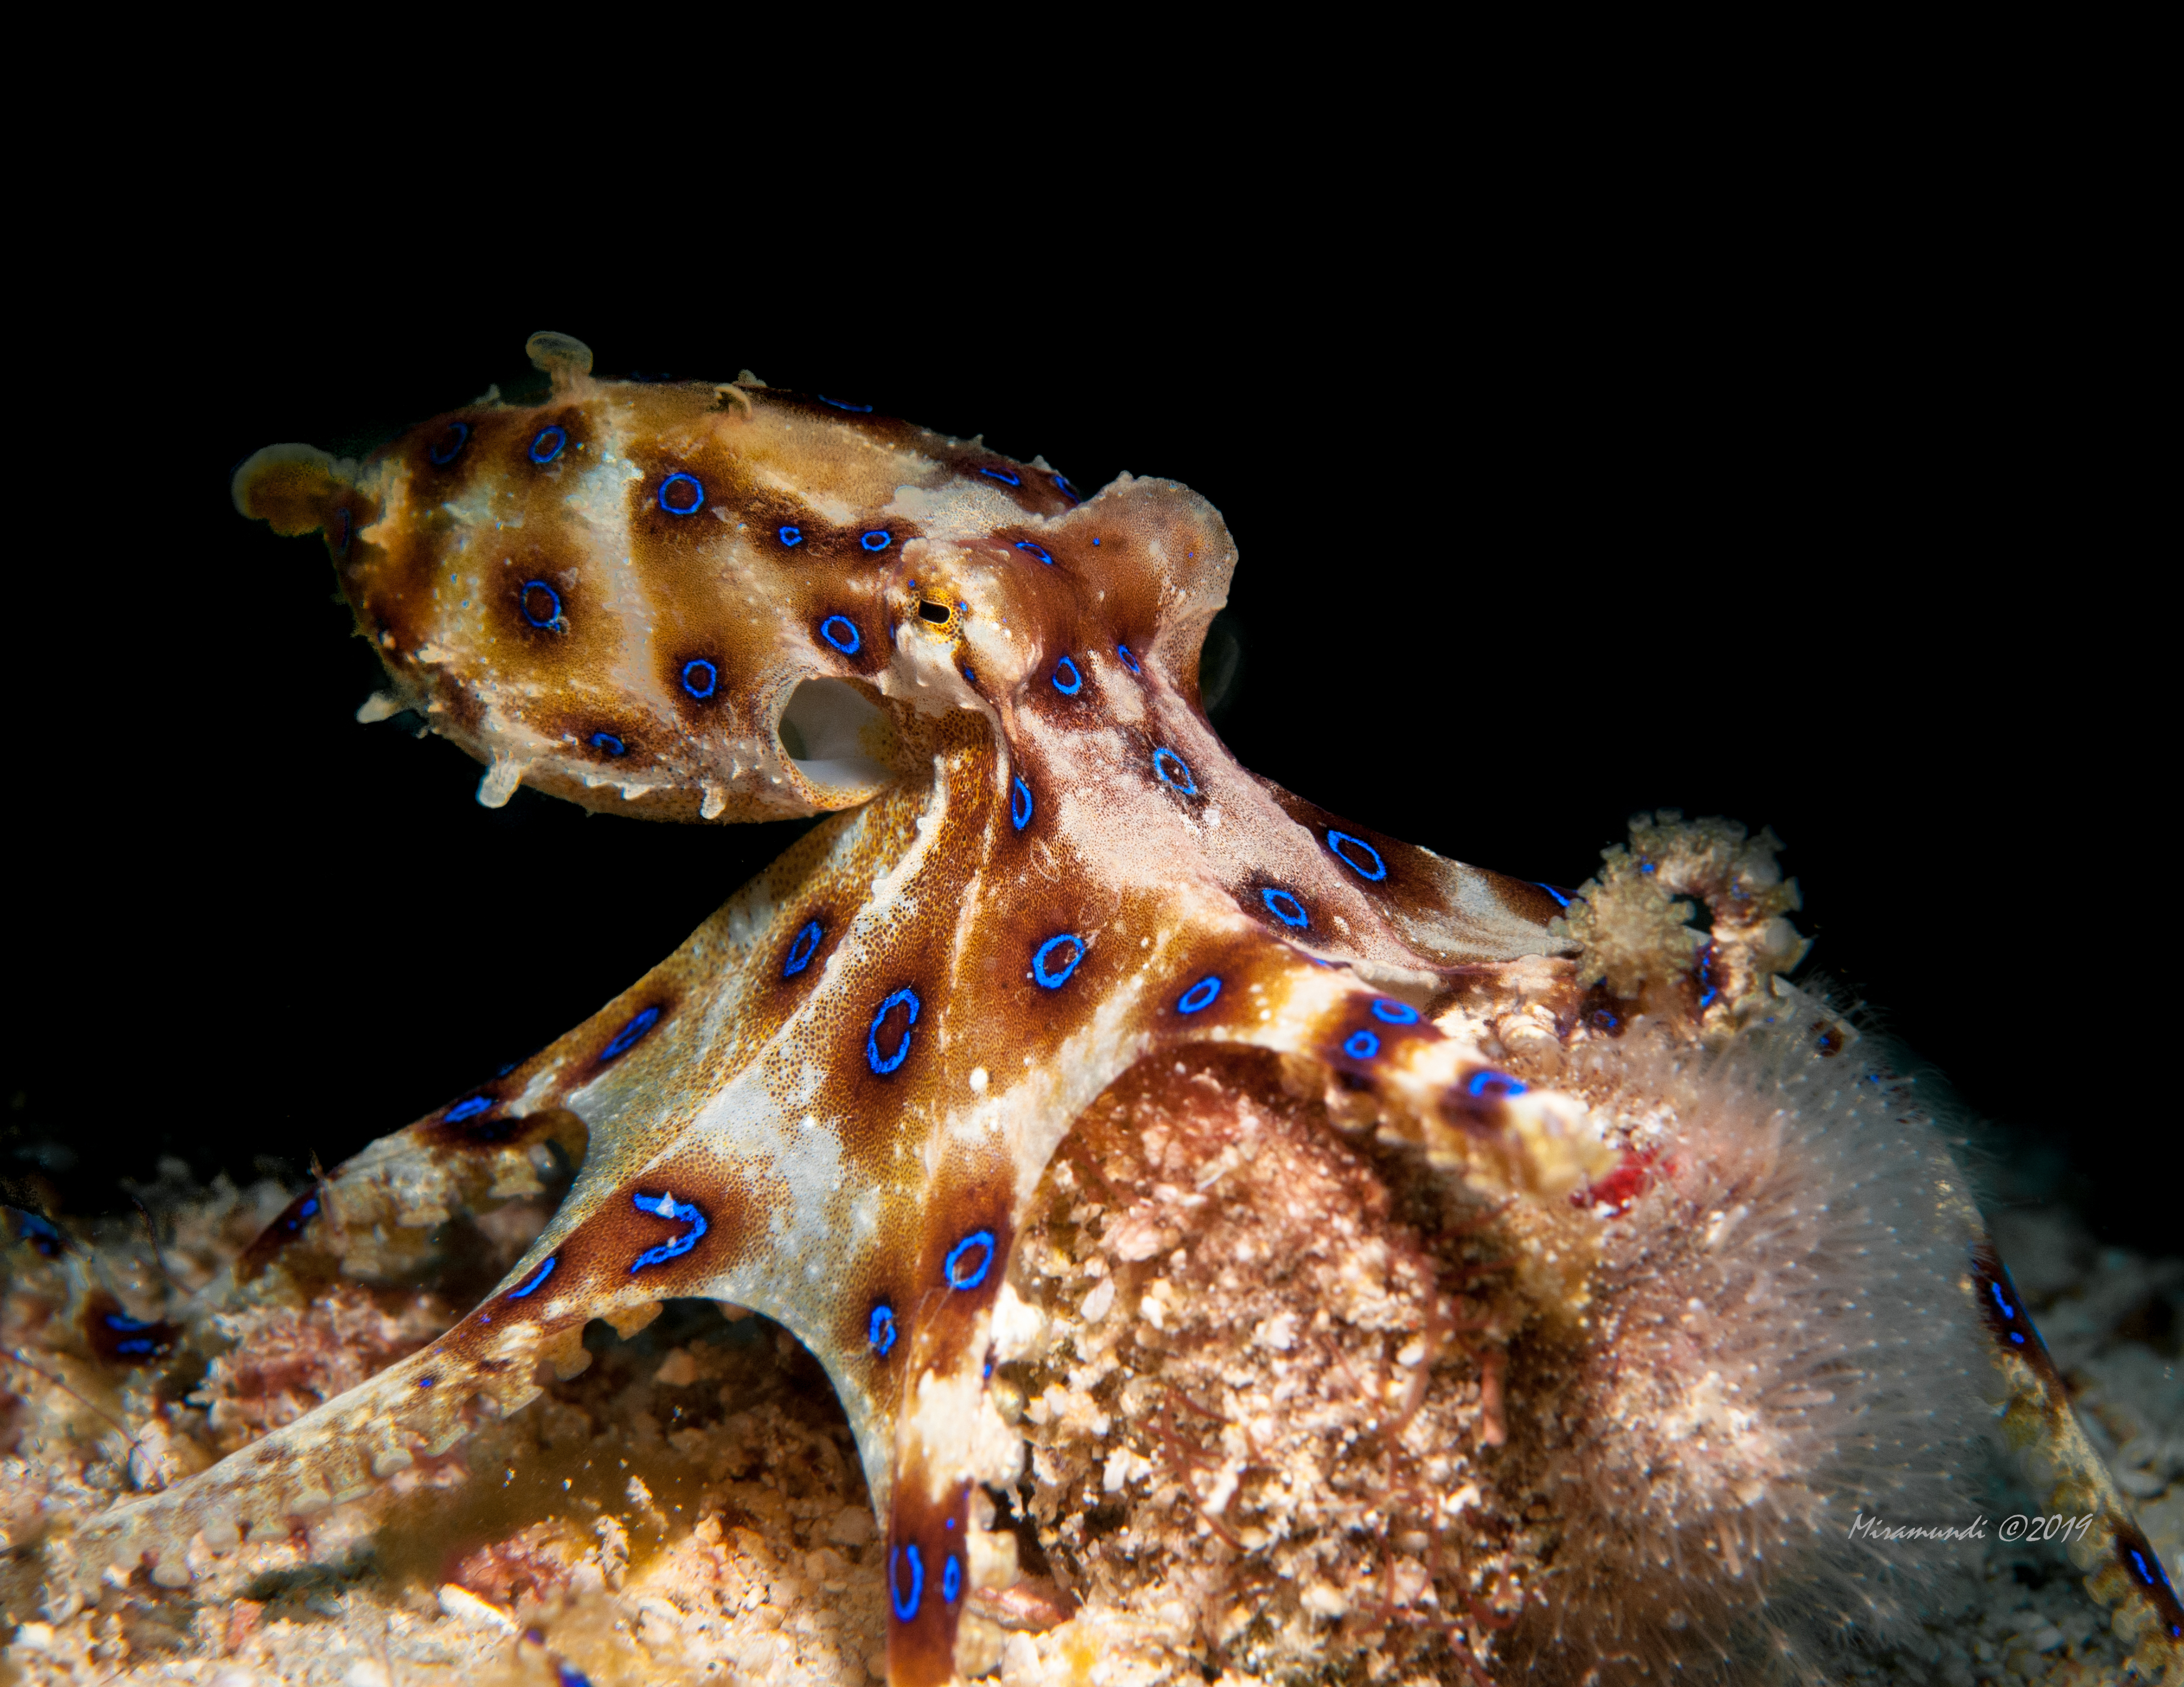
[1053,474,1081,502]
[1325,830,1388,881]
[1011,774,1033,830]
[429,421,469,465]
[681,659,718,699]
[657,472,704,515]
[866,988,920,1075]
[1117,643,1141,674]
[1370,999,1420,1025]
[778,525,803,547]
[860,530,892,553]
[821,615,862,655]
[445,1096,494,1123]
[784,919,822,976]
[889,1545,924,1620]
[1344,1030,1381,1060]
[590,732,626,756]
[600,1005,661,1060]
[1032,934,1084,989]
[1467,1070,1529,1099]
[1177,976,1222,1014]
[508,1256,557,1299]
[629,1191,708,1271]
[981,466,1021,485]
[944,1229,996,1290]
[520,579,563,628]
[1152,748,1197,794]
[868,1304,898,1356]
[1261,887,1309,928]
[529,425,566,464]
[942,1555,963,1603]
[1015,540,1053,565]
[1051,656,1083,695]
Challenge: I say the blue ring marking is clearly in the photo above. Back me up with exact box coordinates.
[1325,830,1388,881]
[1989,1280,2018,1320]
[600,1005,661,1061]
[778,524,803,547]
[1052,473,1081,502]
[784,919,823,977]
[589,732,626,756]
[417,1374,437,1389]
[1014,540,1054,565]
[1117,643,1141,674]
[944,1229,996,1290]
[629,1191,709,1271]
[1466,1070,1529,1099]
[446,1096,495,1123]
[1011,774,1033,830]
[819,395,873,412]
[529,425,566,465]
[1152,748,1197,794]
[1261,887,1309,928]
[942,1554,963,1603]
[889,1544,924,1621]
[866,988,921,1075]
[520,579,563,628]
[1051,656,1083,695]
[981,466,1021,486]
[1370,999,1421,1025]
[860,529,892,552]
[508,1256,558,1299]
[1177,976,1222,1014]
[1535,881,1572,909]
[428,421,470,465]
[657,472,705,515]
[1344,1030,1381,1060]
[1032,934,1085,989]
[868,1304,898,1356]
[558,1663,594,1687]
[820,615,862,655]
[681,658,719,699]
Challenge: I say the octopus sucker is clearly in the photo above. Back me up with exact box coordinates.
[5,335,2176,1685]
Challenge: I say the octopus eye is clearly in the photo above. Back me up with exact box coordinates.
[860,529,892,553]
[1260,887,1309,929]
[529,425,566,465]
[428,421,470,466]
[657,472,704,515]
[681,659,719,700]
[520,580,563,628]
[819,615,862,655]
[1325,829,1388,881]
[918,600,953,626]
[778,525,803,547]
[944,1230,996,1290]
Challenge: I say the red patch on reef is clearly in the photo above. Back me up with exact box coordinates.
[1571,1148,1663,1217]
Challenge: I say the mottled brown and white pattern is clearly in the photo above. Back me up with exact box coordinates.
[40,333,2179,1685]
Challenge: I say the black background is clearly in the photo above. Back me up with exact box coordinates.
[4,163,2166,1251]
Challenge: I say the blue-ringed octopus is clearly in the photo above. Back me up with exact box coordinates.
[44,332,2179,1685]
